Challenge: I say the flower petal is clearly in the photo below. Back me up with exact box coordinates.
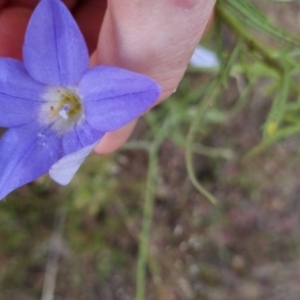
[79,66,161,132]
[23,0,89,86]
[49,142,97,185]
[62,120,105,155]
[0,122,61,200]
[189,45,220,69]
[0,58,45,127]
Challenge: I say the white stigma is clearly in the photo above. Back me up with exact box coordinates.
[59,105,70,120]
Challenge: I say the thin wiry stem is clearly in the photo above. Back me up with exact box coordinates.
[185,80,220,205]
[135,116,174,300]
[41,206,66,300]
[216,1,300,96]
[136,146,158,300]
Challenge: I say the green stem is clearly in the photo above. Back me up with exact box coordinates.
[185,80,220,205]
[245,125,300,159]
[219,0,300,47]
[185,42,242,205]
[136,146,158,300]
[216,1,300,97]
[216,2,283,74]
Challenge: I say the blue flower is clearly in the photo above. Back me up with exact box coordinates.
[0,0,160,200]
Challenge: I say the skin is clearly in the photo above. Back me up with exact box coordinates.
[0,0,216,154]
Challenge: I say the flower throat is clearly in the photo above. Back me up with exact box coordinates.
[40,87,84,134]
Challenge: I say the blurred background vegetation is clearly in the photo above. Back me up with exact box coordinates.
[2,0,300,299]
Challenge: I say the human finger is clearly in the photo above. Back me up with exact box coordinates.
[93,0,216,154]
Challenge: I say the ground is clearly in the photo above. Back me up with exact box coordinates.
[1,1,300,300]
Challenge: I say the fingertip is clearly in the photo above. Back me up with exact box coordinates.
[97,0,215,102]
[93,119,138,155]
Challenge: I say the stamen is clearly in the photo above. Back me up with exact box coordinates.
[40,87,84,134]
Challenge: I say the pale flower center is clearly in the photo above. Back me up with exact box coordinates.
[40,87,84,134]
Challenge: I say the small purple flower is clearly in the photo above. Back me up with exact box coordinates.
[0,0,160,200]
